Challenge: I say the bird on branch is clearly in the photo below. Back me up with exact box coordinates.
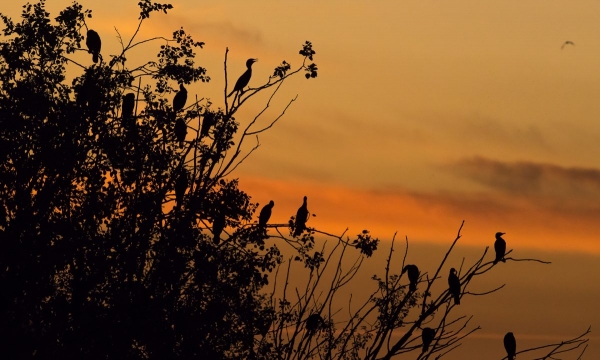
[174,118,187,147]
[293,196,309,237]
[421,327,436,353]
[173,83,188,113]
[228,58,258,98]
[401,264,420,292]
[494,232,507,265]
[258,200,274,228]
[86,29,101,63]
[448,268,461,305]
[504,332,517,360]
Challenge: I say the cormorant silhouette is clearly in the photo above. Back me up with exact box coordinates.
[421,327,436,353]
[122,93,135,120]
[401,264,420,292]
[173,83,187,113]
[448,268,461,305]
[227,58,258,98]
[504,332,516,360]
[561,40,575,49]
[213,212,226,244]
[174,169,188,209]
[201,111,216,138]
[174,118,187,147]
[258,200,274,228]
[86,29,101,63]
[293,196,309,237]
[305,314,324,333]
[494,232,507,265]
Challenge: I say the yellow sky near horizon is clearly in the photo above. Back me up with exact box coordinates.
[3,0,599,357]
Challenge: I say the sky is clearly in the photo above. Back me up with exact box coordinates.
[3,0,599,358]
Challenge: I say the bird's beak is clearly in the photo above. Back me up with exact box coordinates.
[253,58,258,62]
[500,232,506,235]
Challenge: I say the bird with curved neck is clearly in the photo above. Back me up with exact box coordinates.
[293,196,309,237]
[494,232,507,265]
[228,58,258,98]
[258,200,274,228]
[401,264,420,292]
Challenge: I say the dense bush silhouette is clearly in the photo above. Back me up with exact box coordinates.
[0,1,589,359]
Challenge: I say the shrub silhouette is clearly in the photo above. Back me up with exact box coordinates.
[0,1,589,359]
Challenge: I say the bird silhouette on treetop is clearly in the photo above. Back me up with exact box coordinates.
[293,196,309,237]
[173,83,187,113]
[174,118,187,147]
[86,29,101,63]
[401,264,420,292]
[494,232,507,265]
[228,58,258,98]
[258,200,274,228]
[504,332,517,360]
[448,268,461,305]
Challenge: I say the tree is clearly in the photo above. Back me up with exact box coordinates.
[0,1,588,359]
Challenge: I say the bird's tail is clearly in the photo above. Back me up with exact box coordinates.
[93,53,98,63]
[454,294,460,305]
[422,344,429,353]
[227,90,235,98]
[410,283,417,292]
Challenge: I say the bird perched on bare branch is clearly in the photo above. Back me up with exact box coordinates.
[421,327,436,353]
[228,58,258,98]
[258,200,274,228]
[86,29,101,63]
[293,196,309,237]
[448,268,461,305]
[305,314,324,333]
[494,232,507,265]
[173,83,187,113]
[401,264,420,292]
[174,118,187,147]
[561,40,575,49]
[504,332,516,360]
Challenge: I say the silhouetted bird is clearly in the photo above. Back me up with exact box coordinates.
[213,211,226,244]
[173,83,187,113]
[494,232,507,265]
[258,200,274,228]
[448,268,461,305]
[86,29,101,63]
[201,110,216,138]
[421,327,436,353]
[174,169,188,209]
[293,196,309,237]
[561,40,575,49]
[305,314,324,333]
[504,332,516,360]
[174,118,187,147]
[122,93,135,120]
[401,264,420,292]
[227,58,258,98]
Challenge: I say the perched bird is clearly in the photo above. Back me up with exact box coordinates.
[174,118,187,147]
[421,327,436,353]
[401,264,420,292]
[227,58,258,98]
[213,211,226,245]
[561,40,575,49]
[86,29,101,63]
[122,93,135,120]
[200,110,216,138]
[448,268,461,305]
[258,200,275,228]
[504,332,517,360]
[305,314,324,333]
[174,169,188,209]
[173,83,188,113]
[494,232,507,265]
[293,196,309,237]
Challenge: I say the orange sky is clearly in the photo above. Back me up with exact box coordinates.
[3,0,599,357]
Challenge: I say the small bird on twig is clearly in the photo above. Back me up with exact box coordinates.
[401,264,420,292]
[504,332,517,360]
[448,268,461,305]
[494,232,507,265]
[86,29,101,63]
[421,327,436,353]
[293,196,309,237]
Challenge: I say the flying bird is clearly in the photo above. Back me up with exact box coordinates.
[86,29,101,63]
[561,40,575,49]
[293,196,309,237]
[421,327,436,353]
[305,314,324,333]
[174,118,187,147]
[213,211,226,245]
[173,83,188,113]
[494,232,507,265]
[401,264,420,292]
[448,268,461,305]
[258,200,275,228]
[174,169,188,209]
[504,332,517,360]
[228,58,258,98]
